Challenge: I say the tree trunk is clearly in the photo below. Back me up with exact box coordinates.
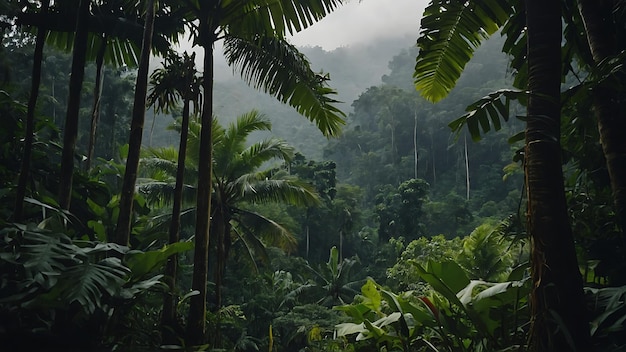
[212,205,227,348]
[58,0,90,210]
[14,0,50,222]
[160,98,191,345]
[85,34,107,171]
[464,133,470,201]
[525,0,590,349]
[578,0,626,238]
[413,108,418,179]
[114,0,155,245]
[186,25,216,346]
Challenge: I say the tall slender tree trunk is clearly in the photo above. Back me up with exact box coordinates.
[187,24,216,346]
[464,133,470,201]
[14,0,50,222]
[430,133,436,186]
[114,0,155,245]
[578,0,626,238]
[160,99,191,345]
[213,206,227,348]
[525,0,590,349]
[58,0,89,210]
[85,34,107,171]
[413,108,418,179]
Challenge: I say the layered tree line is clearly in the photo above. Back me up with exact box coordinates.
[1,0,626,351]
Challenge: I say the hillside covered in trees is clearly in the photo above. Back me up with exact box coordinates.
[1,1,626,351]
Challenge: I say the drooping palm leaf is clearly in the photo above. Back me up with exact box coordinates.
[233,208,297,252]
[223,35,345,136]
[221,0,344,37]
[448,89,527,141]
[414,0,512,102]
[17,1,184,68]
[234,174,320,207]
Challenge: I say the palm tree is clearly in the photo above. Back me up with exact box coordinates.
[209,111,320,347]
[14,0,185,213]
[175,0,346,344]
[210,111,320,307]
[146,51,202,345]
[525,1,589,348]
[58,0,90,210]
[138,112,321,347]
[413,0,590,348]
[113,0,156,245]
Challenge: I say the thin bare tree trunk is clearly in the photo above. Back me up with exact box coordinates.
[85,34,107,171]
[464,133,469,201]
[161,99,191,345]
[58,0,89,210]
[14,0,50,222]
[413,108,418,179]
[187,22,216,346]
[114,0,155,245]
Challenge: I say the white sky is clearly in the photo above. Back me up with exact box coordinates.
[287,0,428,50]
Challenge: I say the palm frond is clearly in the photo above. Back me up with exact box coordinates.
[414,0,512,102]
[229,225,262,273]
[222,138,294,179]
[148,51,202,113]
[213,112,275,176]
[18,1,185,68]
[233,208,297,252]
[233,175,320,207]
[223,35,345,136]
[448,89,527,141]
[140,156,178,178]
[222,0,344,37]
[138,180,175,204]
[222,110,273,151]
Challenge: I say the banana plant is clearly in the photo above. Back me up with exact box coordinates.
[289,246,362,308]
[335,260,529,351]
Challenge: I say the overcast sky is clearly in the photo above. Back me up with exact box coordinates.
[287,0,428,50]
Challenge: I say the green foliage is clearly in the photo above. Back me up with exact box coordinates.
[376,179,430,242]
[224,36,345,137]
[0,223,175,349]
[386,235,462,292]
[448,89,527,142]
[289,246,363,307]
[585,285,626,350]
[273,303,349,351]
[414,0,512,102]
[456,221,518,281]
[337,260,530,351]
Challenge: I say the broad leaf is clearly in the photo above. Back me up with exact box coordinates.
[415,0,512,102]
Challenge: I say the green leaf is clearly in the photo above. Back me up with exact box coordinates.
[360,279,382,312]
[448,89,526,141]
[223,35,345,137]
[125,241,193,279]
[415,0,512,102]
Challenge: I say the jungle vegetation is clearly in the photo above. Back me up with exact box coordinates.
[1,0,625,351]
